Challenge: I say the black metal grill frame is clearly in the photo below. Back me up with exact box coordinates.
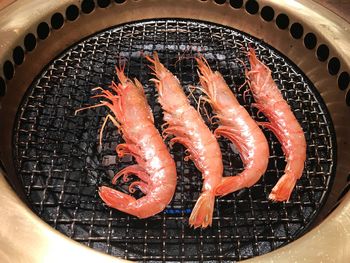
[13,19,336,262]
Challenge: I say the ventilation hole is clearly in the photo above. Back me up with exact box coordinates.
[347,89,350,107]
[3,60,14,80]
[260,6,274,21]
[98,0,111,8]
[290,22,303,39]
[37,22,50,40]
[230,0,243,8]
[24,33,36,52]
[304,33,317,49]
[12,46,25,65]
[82,0,95,13]
[114,0,126,4]
[316,44,329,62]
[66,5,80,21]
[0,77,5,96]
[215,0,226,4]
[51,13,64,30]
[276,13,289,29]
[245,0,259,14]
[338,72,349,91]
[328,57,340,76]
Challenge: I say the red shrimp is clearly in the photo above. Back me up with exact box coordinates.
[246,47,306,201]
[146,52,223,228]
[75,65,177,218]
[195,56,269,196]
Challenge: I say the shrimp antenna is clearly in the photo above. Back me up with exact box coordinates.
[243,43,255,56]
[187,85,199,106]
[116,53,128,66]
[236,58,248,72]
[190,80,211,98]
[174,52,186,67]
[174,51,198,67]
[195,52,212,70]
[144,53,155,64]
[236,58,252,102]
[197,95,211,122]
[74,102,106,115]
[187,85,212,122]
[238,80,248,92]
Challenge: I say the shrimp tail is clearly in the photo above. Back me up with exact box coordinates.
[215,176,245,196]
[98,186,136,213]
[215,169,263,196]
[189,192,215,228]
[268,173,297,201]
[99,186,163,219]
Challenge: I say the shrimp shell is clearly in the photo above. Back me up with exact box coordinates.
[246,48,307,201]
[76,65,177,218]
[146,52,223,228]
[195,56,269,197]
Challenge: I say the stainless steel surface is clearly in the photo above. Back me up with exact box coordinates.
[0,0,16,11]
[0,0,349,262]
[313,0,350,22]
[0,175,127,263]
[252,191,350,262]
[13,19,336,261]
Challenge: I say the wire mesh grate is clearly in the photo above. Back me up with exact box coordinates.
[14,20,336,262]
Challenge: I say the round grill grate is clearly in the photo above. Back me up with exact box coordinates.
[14,20,336,261]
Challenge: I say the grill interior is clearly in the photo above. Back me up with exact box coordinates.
[13,20,336,261]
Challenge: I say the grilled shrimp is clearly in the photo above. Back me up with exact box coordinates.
[146,52,223,228]
[246,48,306,201]
[75,65,177,218]
[196,56,269,196]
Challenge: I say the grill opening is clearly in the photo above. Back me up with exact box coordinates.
[14,20,336,262]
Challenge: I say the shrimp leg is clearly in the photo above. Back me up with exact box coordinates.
[111,164,150,184]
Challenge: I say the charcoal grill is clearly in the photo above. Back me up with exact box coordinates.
[0,0,349,262]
